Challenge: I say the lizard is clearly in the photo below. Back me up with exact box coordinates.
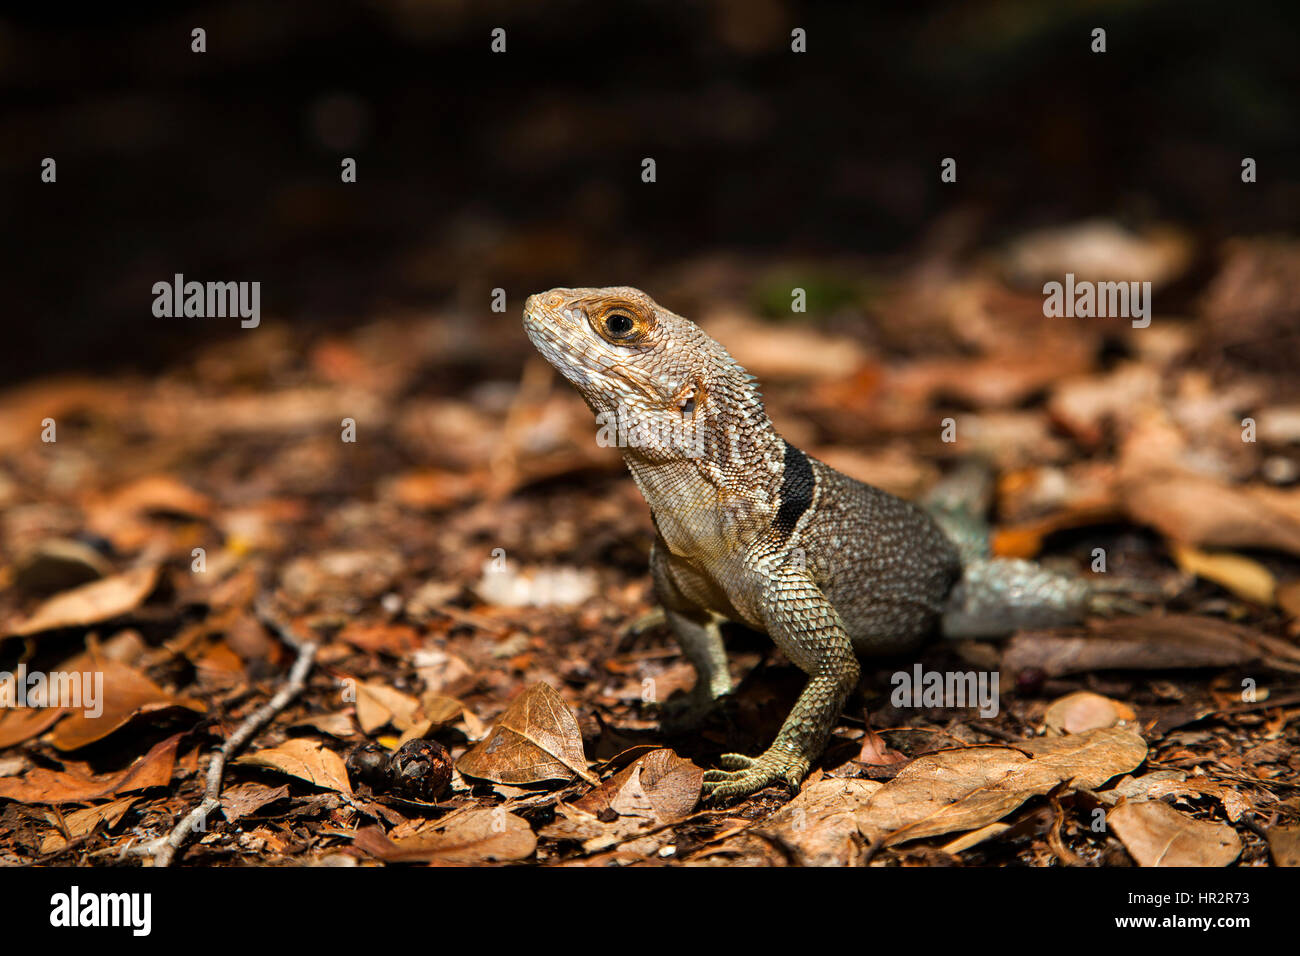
[523,286,1134,803]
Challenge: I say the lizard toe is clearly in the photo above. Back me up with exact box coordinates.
[701,751,806,803]
[716,752,757,770]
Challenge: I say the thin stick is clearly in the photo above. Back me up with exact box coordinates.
[130,597,318,866]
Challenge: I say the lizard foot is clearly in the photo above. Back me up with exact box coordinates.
[701,750,809,804]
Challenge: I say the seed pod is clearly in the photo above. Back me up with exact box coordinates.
[387,738,453,801]
[346,742,393,792]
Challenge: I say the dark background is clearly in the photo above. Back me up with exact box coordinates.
[3,0,1297,381]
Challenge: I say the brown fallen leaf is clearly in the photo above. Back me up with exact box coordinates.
[859,726,1147,847]
[381,468,481,511]
[235,738,354,794]
[93,474,214,519]
[541,778,677,855]
[1107,800,1241,866]
[337,621,422,654]
[1138,779,1253,823]
[1043,691,1135,736]
[395,694,469,747]
[1121,468,1300,556]
[353,681,422,735]
[1003,615,1262,679]
[220,783,291,823]
[41,795,138,854]
[574,749,703,824]
[352,808,536,864]
[1278,580,1300,623]
[1090,770,1189,806]
[1091,770,1253,821]
[419,694,465,730]
[457,682,598,786]
[702,308,868,380]
[1171,544,1276,606]
[892,347,1094,410]
[50,657,206,751]
[857,726,909,767]
[541,755,703,858]
[1002,220,1193,290]
[0,733,182,804]
[0,377,132,454]
[0,705,68,748]
[1047,363,1162,448]
[992,502,1126,559]
[807,447,937,501]
[291,712,357,739]
[745,777,883,867]
[1267,825,1300,867]
[12,538,112,594]
[941,821,1012,855]
[5,565,161,638]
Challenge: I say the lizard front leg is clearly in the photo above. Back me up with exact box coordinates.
[650,541,733,728]
[702,559,860,803]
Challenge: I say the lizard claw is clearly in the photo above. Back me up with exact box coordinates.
[701,751,808,803]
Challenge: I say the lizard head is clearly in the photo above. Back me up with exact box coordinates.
[523,286,765,461]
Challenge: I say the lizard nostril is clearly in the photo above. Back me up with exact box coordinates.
[547,293,564,308]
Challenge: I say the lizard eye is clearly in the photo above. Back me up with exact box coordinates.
[592,302,653,345]
[604,312,635,338]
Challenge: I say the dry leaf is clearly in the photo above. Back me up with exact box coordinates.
[337,621,422,654]
[291,712,357,739]
[420,694,465,730]
[0,733,181,804]
[1003,615,1261,679]
[41,795,138,854]
[50,658,206,751]
[1107,800,1241,866]
[857,726,908,766]
[353,681,422,735]
[12,538,112,594]
[97,474,213,519]
[1121,469,1300,556]
[574,749,703,824]
[0,706,68,748]
[457,682,598,786]
[1043,691,1134,735]
[353,809,536,864]
[859,726,1147,846]
[1278,580,1300,622]
[941,822,1012,855]
[752,777,883,866]
[1171,544,1276,605]
[5,566,160,638]
[235,738,353,794]
[703,308,867,380]
[1267,825,1300,867]
[220,783,291,823]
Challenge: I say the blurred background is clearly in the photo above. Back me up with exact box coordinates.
[3,0,1298,380]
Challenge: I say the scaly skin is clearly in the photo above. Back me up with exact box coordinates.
[523,286,1109,803]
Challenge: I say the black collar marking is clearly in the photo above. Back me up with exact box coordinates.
[774,441,815,542]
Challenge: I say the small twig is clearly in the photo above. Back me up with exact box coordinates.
[128,596,318,866]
